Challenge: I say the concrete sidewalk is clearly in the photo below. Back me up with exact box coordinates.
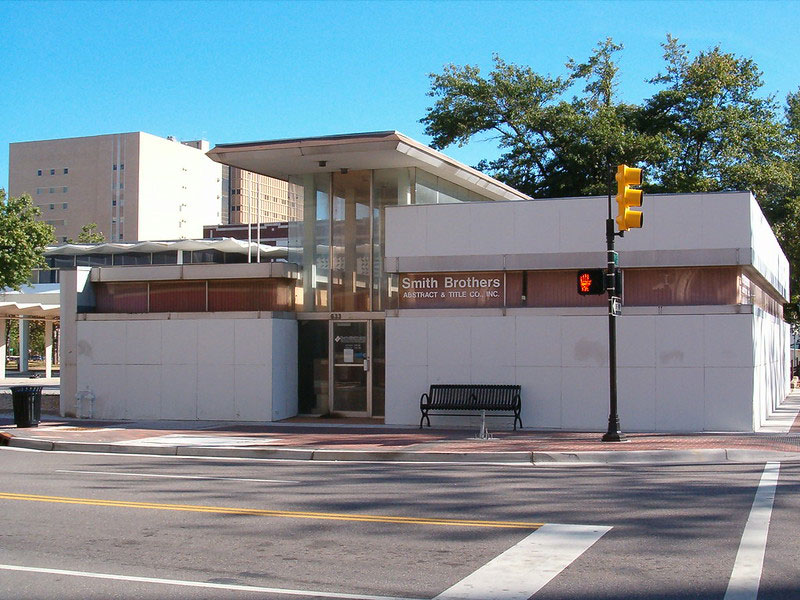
[2,392,800,465]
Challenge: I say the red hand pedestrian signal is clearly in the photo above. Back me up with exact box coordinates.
[577,269,606,295]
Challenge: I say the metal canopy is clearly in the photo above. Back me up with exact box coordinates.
[45,237,287,260]
[0,285,60,318]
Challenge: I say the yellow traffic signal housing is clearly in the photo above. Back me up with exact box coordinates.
[615,164,643,231]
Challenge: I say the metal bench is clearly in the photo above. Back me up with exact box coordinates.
[419,384,522,430]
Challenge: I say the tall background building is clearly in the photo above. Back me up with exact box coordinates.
[9,132,302,243]
[226,166,302,224]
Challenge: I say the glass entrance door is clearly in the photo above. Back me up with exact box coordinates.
[331,321,369,415]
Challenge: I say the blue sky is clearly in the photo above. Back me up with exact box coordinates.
[2,0,799,191]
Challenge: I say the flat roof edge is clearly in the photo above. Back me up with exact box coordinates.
[210,130,402,151]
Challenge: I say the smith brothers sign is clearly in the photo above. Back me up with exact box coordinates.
[398,272,504,309]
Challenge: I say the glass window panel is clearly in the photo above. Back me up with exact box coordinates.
[50,255,75,269]
[437,177,462,203]
[113,253,152,265]
[372,168,412,311]
[414,168,493,204]
[223,252,247,264]
[415,169,438,204]
[152,251,178,264]
[332,171,371,312]
[76,254,112,267]
[288,173,330,311]
[189,249,224,264]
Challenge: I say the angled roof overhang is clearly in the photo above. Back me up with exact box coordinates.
[207,131,531,202]
[0,284,60,318]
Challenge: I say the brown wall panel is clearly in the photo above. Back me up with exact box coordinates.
[623,267,739,306]
[91,267,750,314]
[149,281,206,313]
[208,279,294,312]
[522,271,606,307]
[95,282,148,313]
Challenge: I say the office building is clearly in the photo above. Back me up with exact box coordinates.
[56,131,790,432]
[9,132,223,243]
[225,167,301,225]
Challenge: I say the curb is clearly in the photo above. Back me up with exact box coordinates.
[3,432,800,464]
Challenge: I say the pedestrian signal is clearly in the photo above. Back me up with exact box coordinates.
[577,269,606,295]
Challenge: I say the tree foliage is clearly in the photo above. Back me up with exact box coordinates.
[0,190,54,290]
[69,223,106,244]
[422,39,663,198]
[421,36,800,322]
[643,35,791,203]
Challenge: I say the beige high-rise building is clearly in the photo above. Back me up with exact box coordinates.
[226,166,302,224]
[9,132,223,242]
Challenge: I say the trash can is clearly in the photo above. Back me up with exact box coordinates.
[11,386,43,428]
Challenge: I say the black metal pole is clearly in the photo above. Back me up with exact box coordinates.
[603,165,627,442]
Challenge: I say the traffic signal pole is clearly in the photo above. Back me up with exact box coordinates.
[603,164,627,443]
[603,216,626,442]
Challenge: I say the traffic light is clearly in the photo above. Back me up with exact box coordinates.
[615,164,643,232]
[577,269,606,295]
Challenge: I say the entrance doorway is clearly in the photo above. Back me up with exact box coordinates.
[297,319,384,417]
[331,321,369,415]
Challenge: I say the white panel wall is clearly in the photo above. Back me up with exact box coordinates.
[75,316,297,421]
[386,311,777,432]
[388,193,755,258]
[750,196,790,299]
[271,318,299,421]
[753,309,791,429]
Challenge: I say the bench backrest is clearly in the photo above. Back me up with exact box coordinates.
[427,384,520,410]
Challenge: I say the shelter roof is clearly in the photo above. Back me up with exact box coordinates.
[0,285,60,318]
[45,238,286,260]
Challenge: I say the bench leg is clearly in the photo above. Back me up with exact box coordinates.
[514,412,522,430]
[420,410,431,428]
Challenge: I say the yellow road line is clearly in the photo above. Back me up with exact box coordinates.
[0,492,543,529]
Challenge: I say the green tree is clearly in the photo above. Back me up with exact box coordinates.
[777,90,800,321]
[0,190,54,290]
[421,40,662,198]
[643,35,791,202]
[69,223,106,244]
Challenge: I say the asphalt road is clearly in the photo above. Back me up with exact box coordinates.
[0,448,798,599]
